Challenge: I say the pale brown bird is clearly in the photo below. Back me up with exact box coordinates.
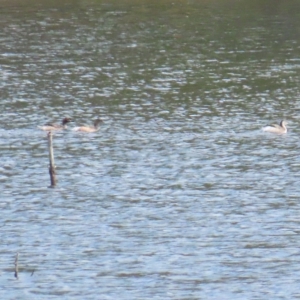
[262,120,287,134]
[38,117,72,131]
[73,119,103,133]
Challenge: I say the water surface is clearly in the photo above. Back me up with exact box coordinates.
[1,0,300,299]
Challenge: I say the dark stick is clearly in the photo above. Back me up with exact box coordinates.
[14,253,19,279]
[48,132,57,187]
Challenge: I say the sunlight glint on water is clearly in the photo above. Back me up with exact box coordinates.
[1,0,300,299]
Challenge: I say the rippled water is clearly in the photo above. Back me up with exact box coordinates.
[1,0,300,299]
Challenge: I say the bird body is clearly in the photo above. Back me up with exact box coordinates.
[73,119,103,133]
[38,117,72,131]
[263,120,287,134]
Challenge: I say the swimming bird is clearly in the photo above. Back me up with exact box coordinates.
[262,120,287,134]
[73,119,103,133]
[38,117,72,131]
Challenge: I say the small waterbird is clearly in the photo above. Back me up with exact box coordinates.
[38,117,72,131]
[262,120,287,134]
[73,119,103,133]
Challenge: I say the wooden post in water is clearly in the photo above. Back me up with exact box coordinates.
[48,132,57,187]
[14,252,19,279]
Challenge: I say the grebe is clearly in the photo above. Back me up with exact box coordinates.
[38,117,72,131]
[262,120,287,134]
[73,119,103,133]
